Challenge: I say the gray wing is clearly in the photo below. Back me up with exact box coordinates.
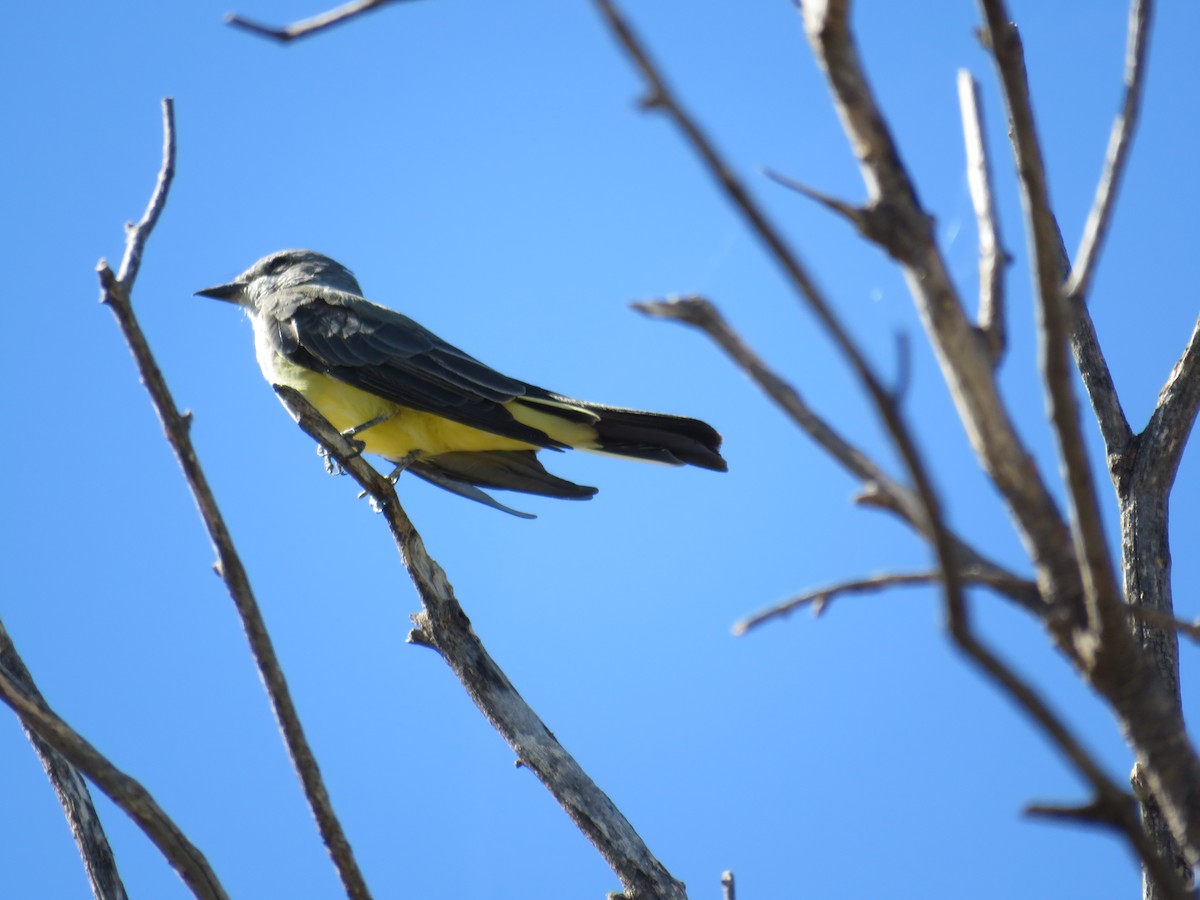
[263,285,568,448]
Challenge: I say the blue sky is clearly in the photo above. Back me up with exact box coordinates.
[2,1,1197,898]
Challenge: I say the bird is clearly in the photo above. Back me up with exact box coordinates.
[197,249,726,518]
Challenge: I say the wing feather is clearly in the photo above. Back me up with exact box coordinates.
[263,286,566,447]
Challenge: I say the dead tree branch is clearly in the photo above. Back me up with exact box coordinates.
[1064,0,1155,303]
[226,0,415,43]
[634,296,1039,613]
[732,569,1044,635]
[95,100,371,900]
[597,0,1197,892]
[0,621,127,900]
[956,70,1009,366]
[979,0,1200,878]
[978,0,1125,636]
[274,386,687,900]
[0,620,226,900]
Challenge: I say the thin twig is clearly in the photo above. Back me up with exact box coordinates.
[735,572,941,634]
[956,70,1009,366]
[1025,795,1135,830]
[0,621,127,900]
[96,100,372,900]
[635,296,1041,614]
[760,166,868,231]
[0,621,226,900]
[226,0,416,43]
[274,386,688,900]
[1064,0,1155,303]
[734,568,1057,636]
[1139,315,1200,494]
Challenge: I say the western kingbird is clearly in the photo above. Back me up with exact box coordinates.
[197,249,726,517]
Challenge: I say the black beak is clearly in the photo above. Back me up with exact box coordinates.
[195,280,245,302]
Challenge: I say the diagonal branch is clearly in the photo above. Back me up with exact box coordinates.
[274,386,688,900]
[0,620,226,900]
[0,621,127,900]
[1064,0,1155,303]
[977,0,1125,635]
[1070,303,1133,465]
[635,296,1040,613]
[1139,315,1200,494]
[957,70,1010,366]
[735,571,939,634]
[761,166,870,232]
[96,99,372,900]
[226,0,417,43]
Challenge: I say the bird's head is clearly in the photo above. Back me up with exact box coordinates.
[195,249,363,308]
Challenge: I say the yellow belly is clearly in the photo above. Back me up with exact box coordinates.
[259,343,597,459]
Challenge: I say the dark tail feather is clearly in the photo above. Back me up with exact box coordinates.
[409,450,598,500]
[578,402,727,471]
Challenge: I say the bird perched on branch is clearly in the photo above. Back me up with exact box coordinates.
[197,249,726,517]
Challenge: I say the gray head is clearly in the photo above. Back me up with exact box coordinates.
[195,249,363,308]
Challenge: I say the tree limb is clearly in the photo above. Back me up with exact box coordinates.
[979,0,1200,874]
[635,296,1040,614]
[0,620,226,900]
[226,0,416,43]
[273,386,688,900]
[1064,0,1155,303]
[1139,315,1200,495]
[956,70,1009,366]
[96,99,372,900]
[978,0,1125,638]
[0,621,127,900]
[735,571,941,634]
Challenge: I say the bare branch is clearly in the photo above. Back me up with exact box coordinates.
[1064,0,1155,303]
[592,16,1177,886]
[0,621,226,900]
[733,569,1045,635]
[273,387,688,900]
[760,166,868,231]
[1070,304,1133,464]
[946,594,1190,898]
[96,101,372,900]
[1140,315,1200,494]
[115,98,175,289]
[735,572,940,634]
[0,621,127,900]
[956,70,1009,365]
[798,0,1083,616]
[635,296,1041,614]
[1025,795,1135,830]
[980,0,1200,870]
[978,0,1125,628]
[226,0,415,43]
